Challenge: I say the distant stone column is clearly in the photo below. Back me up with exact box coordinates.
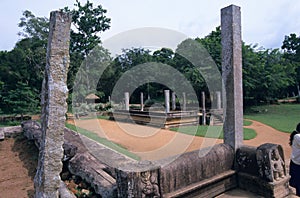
[182,92,186,111]
[34,11,71,198]
[172,92,176,111]
[221,5,243,151]
[201,91,206,125]
[125,92,130,111]
[216,91,222,110]
[164,90,170,113]
[140,92,144,111]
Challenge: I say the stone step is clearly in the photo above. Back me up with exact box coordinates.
[216,188,298,198]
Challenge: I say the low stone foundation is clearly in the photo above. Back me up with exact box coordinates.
[112,110,199,128]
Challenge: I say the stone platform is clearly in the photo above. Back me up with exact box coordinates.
[111,109,199,128]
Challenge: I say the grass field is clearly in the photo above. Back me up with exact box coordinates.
[244,103,300,133]
[170,122,257,140]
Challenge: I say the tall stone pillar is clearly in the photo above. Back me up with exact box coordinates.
[201,91,206,125]
[125,92,130,111]
[216,91,222,110]
[140,92,144,111]
[35,11,71,197]
[172,92,176,111]
[164,90,170,113]
[221,5,243,151]
[182,92,186,111]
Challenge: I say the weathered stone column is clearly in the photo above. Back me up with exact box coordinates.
[124,92,130,111]
[216,91,222,110]
[182,92,186,111]
[164,90,170,113]
[172,92,176,111]
[221,5,243,151]
[140,92,144,111]
[35,11,71,197]
[201,91,206,125]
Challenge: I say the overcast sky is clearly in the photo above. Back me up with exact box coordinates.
[1,0,300,51]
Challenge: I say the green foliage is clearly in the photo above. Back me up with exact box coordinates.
[282,33,300,96]
[282,33,300,62]
[196,26,222,70]
[2,81,39,116]
[0,37,44,114]
[95,102,112,111]
[18,10,49,41]
[71,45,112,106]
[64,0,111,56]
[243,46,296,103]
[0,1,111,115]
[0,120,22,127]
[196,27,296,104]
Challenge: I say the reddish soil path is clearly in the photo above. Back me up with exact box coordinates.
[0,136,38,198]
[244,120,291,162]
[72,119,291,161]
[73,118,222,160]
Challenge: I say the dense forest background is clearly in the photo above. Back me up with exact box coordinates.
[0,0,300,116]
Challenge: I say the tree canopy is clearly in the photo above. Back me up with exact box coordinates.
[0,0,111,115]
[0,3,299,115]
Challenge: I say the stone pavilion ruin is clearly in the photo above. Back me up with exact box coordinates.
[18,4,292,198]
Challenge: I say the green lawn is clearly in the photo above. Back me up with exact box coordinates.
[65,123,140,160]
[244,104,300,133]
[170,123,257,140]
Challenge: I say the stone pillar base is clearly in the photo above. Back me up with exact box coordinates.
[238,172,290,198]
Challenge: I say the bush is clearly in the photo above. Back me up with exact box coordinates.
[144,99,155,108]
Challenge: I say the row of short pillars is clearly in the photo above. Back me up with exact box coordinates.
[124,90,222,114]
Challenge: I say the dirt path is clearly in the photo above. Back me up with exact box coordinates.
[73,119,224,160]
[244,120,291,162]
[72,119,291,161]
[0,135,38,198]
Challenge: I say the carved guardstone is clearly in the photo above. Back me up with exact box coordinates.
[237,144,290,198]
[257,143,286,182]
[116,161,161,198]
[34,11,71,198]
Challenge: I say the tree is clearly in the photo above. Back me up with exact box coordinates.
[18,10,49,41]
[64,0,111,56]
[196,27,296,104]
[0,37,45,114]
[62,0,111,102]
[2,81,39,118]
[282,33,300,96]
[196,26,222,71]
[0,1,111,114]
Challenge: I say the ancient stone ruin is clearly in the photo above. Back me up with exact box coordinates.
[11,4,292,198]
[34,11,71,197]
